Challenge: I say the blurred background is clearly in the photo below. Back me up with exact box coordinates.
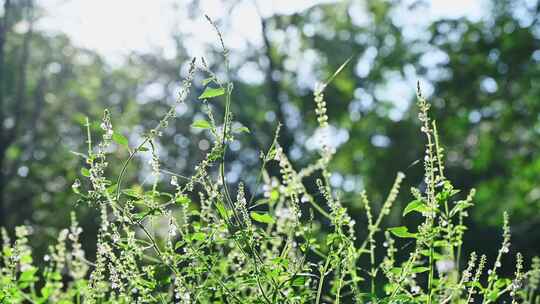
[0,0,539,264]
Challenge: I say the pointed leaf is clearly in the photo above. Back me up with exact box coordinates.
[291,276,306,286]
[191,119,212,129]
[122,188,143,199]
[233,125,250,134]
[202,77,215,86]
[215,201,230,219]
[80,167,90,177]
[250,212,275,224]
[403,200,429,216]
[324,56,352,87]
[112,133,129,147]
[191,232,206,241]
[388,226,417,239]
[198,87,225,99]
[175,195,191,205]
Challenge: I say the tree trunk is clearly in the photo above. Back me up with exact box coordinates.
[0,0,12,228]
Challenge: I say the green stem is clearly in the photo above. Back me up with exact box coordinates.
[307,195,332,220]
[370,238,376,295]
[316,257,331,304]
[391,250,419,298]
[428,245,434,304]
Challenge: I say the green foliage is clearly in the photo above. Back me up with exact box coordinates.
[425,2,540,224]
[198,87,225,99]
[1,36,538,302]
[191,119,212,129]
[388,226,417,239]
[3,0,540,264]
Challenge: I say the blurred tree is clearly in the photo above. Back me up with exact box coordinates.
[164,0,540,256]
[423,0,540,232]
[143,0,422,205]
[0,0,33,226]
[117,0,539,228]
[1,0,539,264]
[0,0,143,255]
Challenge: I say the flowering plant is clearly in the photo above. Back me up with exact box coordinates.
[1,20,539,304]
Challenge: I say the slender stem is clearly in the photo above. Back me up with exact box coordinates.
[428,245,434,304]
[316,257,331,304]
[306,195,332,220]
[115,137,150,201]
[370,237,376,295]
[255,264,273,304]
[390,250,419,298]
[456,213,464,272]
[335,270,343,304]
[247,124,280,206]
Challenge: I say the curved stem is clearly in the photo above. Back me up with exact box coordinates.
[316,257,331,304]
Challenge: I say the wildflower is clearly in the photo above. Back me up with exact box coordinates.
[171,175,178,186]
[100,109,113,141]
[314,82,329,128]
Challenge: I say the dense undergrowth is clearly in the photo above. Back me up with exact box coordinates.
[1,19,540,304]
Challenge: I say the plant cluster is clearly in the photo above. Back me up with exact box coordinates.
[1,21,539,304]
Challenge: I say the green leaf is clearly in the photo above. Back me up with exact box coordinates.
[233,125,250,134]
[18,267,37,283]
[403,200,429,216]
[495,278,511,288]
[80,167,90,177]
[291,276,306,286]
[174,240,185,250]
[433,240,449,247]
[270,190,279,201]
[388,226,417,239]
[324,56,352,87]
[122,188,143,199]
[20,254,32,264]
[159,192,173,199]
[267,267,280,279]
[106,183,118,195]
[450,200,474,217]
[191,232,206,241]
[420,250,444,260]
[133,211,149,222]
[384,283,399,295]
[389,267,403,275]
[215,201,230,219]
[272,257,289,268]
[198,87,225,99]
[250,212,275,224]
[202,77,214,86]
[191,119,212,129]
[112,132,129,147]
[488,290,500,301]
[175,195,191,205]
